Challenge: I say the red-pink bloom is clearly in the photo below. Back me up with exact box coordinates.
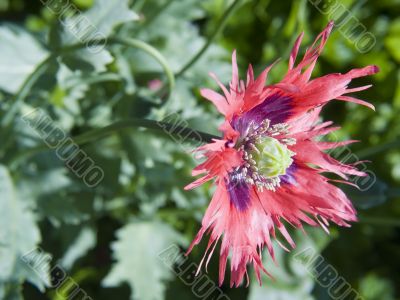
[185,21,379,287]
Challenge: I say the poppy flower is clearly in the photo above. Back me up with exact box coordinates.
[185,21,378,287]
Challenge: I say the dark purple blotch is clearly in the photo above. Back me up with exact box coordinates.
[226,170,250,211]
[231,93,293,136]
[280,163,297,185]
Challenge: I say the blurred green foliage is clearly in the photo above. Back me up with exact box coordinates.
[0,0,399,299]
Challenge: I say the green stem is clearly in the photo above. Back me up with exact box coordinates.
[10,118,219,168]
[111,37,175,96]
[140,0,174,28]
[356,138,400,159]
[359,216,400,227]
[1,55,55,127]
[61,37,175,98]
[132,0,147,12]
[2,37,174,131]
[175,0,242,78]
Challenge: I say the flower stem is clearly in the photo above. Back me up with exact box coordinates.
[1,55,56,127]
[111,37,175,95]
[359,216,400,227]
[60,37,175,98]
[10,118,219,168]
[356,138,400,159]
[140,0,174,28]
[175,0,242,78]
[2,37,174,132]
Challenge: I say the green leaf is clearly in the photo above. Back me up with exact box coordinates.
[0,165,50,295]
[0,283,23,300]
[17,168,93,226]
[60,227,97,270]
[249,228,331,300]
[102,220,186,300]
[52,62,89,110]
[359,273,395,300]
[64,49,113,73]
[59,0,139,72]
[385,18,400,63]
[18,168,71,202]
[61,0,139,45]
[0,25,49,94]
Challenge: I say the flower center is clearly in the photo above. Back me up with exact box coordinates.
[236,119,296,191]
[250,136,294,178]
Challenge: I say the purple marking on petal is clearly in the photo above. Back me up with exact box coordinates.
[232,93,293,136]
[226,170,250,211]
[280,163,297,185]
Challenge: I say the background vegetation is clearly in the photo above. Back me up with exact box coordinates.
[0,0,399,299]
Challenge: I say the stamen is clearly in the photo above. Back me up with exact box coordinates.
[238,119,296,192]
